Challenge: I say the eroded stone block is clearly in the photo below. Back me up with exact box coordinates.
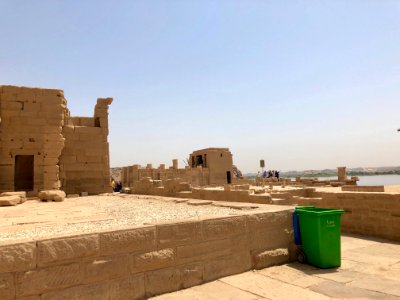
[37,235,99,267]
[0,242,36,273]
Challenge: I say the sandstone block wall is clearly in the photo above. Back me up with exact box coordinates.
[121,148,234,188]
[0,86,67,192]
[0,211,295,299]
[121,164,210,188]
[60,98,112,194]
[190,148,234,185]
[0,85,112,195]
[281,189,400,242]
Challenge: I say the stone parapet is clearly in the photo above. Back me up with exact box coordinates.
[0,209,295,299]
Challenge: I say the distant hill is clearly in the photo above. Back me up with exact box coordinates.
[244,166,400,178]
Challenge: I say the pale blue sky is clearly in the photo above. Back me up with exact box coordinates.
[1,1,399,172]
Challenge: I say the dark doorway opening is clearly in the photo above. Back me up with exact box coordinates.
[193,155,204,167]
[14,155,34,191]
[226,171,232,184]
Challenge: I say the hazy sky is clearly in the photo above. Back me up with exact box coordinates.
[1,1,399,173]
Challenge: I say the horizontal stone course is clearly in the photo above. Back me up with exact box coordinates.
[0,209,293,299]
[0,243,36,273]
[202,215,247,240]
[16,263,81,297]
[38,234,100,267]
[156,220,203,247]
[0,273,14,300]
[100,226,157,255]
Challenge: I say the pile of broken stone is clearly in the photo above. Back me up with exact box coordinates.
[0,190,66,206]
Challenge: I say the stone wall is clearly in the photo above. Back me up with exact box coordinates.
[121,164,210,188]
[124,182,273,205]
[60,99,112,195]
[190,148,234,185]
[121,148,235,188]
[0,86,67,193]
[0,211,295,299]
[280,190,400,242]
[0,85,112,195]
[341,185,385,192]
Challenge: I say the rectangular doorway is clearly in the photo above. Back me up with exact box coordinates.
[14,155,34,191]
[226,171,232,184]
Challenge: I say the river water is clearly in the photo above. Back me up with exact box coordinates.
[310,175,400,186]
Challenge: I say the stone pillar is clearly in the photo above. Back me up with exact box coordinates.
[337,167,347,182]
[146,164,153,169]
[172,159,178,170]
[159,164,165,170]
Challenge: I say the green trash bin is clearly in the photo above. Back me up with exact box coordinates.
[295,206,344,268]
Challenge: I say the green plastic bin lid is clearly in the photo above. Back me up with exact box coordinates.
[295,206,344,215]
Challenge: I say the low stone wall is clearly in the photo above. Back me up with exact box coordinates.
[189,188,272,204]
[341,185,385,192]
[282,190,400,242]
[0,210,295,299]
[126,180,273,205]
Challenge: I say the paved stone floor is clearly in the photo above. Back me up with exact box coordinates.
[0,195,290,244]
[152,234,400,299]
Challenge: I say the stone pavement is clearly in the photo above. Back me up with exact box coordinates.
[151,234,400,299]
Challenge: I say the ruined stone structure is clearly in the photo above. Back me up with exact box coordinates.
[0,85,112,195]
[337,166,347,181]
[190,148,234,185]
[121,148,234,187]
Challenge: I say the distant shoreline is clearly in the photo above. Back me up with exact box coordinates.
[245,171,400,179]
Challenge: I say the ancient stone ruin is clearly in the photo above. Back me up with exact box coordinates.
[0,85,112,198]
[121,148,234,188]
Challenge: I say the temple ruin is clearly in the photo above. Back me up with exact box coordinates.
[121,147,234,187]
[0,85,112,195]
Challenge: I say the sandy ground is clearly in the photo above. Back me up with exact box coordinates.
[152,234,400,300]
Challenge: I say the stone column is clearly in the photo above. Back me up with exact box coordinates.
[337,167,347,182]
[172,159,178,170]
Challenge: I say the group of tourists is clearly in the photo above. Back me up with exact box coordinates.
[111,178,123,192]
[258,170,280,181]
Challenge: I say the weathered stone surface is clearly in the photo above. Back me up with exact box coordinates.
[202,216,247,241]
[249,227,292,251]
[177,239,231,264]
[252,248,289,269]
[41,280,110,300]
[100,226,156,255]
[176,263,203,289]
[348,274,400,297]
[0,273,14,300]
[0,243,36,273]
[157,220,203,247]
[221,272,329,300]
[310,280,395,299]
[1,191,26,203]
[133,248,175,272]
[82,255,129,284]
[37,234,99,267]
[145,267,180,298]
[312,269,363,284]
[193,280,260,300]
[148,288,210,300]
[108,274,145,300]
[258,263,325,288]
[0,195,21,206]
[203,252,251,282]
[15,263,81,297]
[144,263,203,297]
[247,211,291,231]
[38,190,66,202]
